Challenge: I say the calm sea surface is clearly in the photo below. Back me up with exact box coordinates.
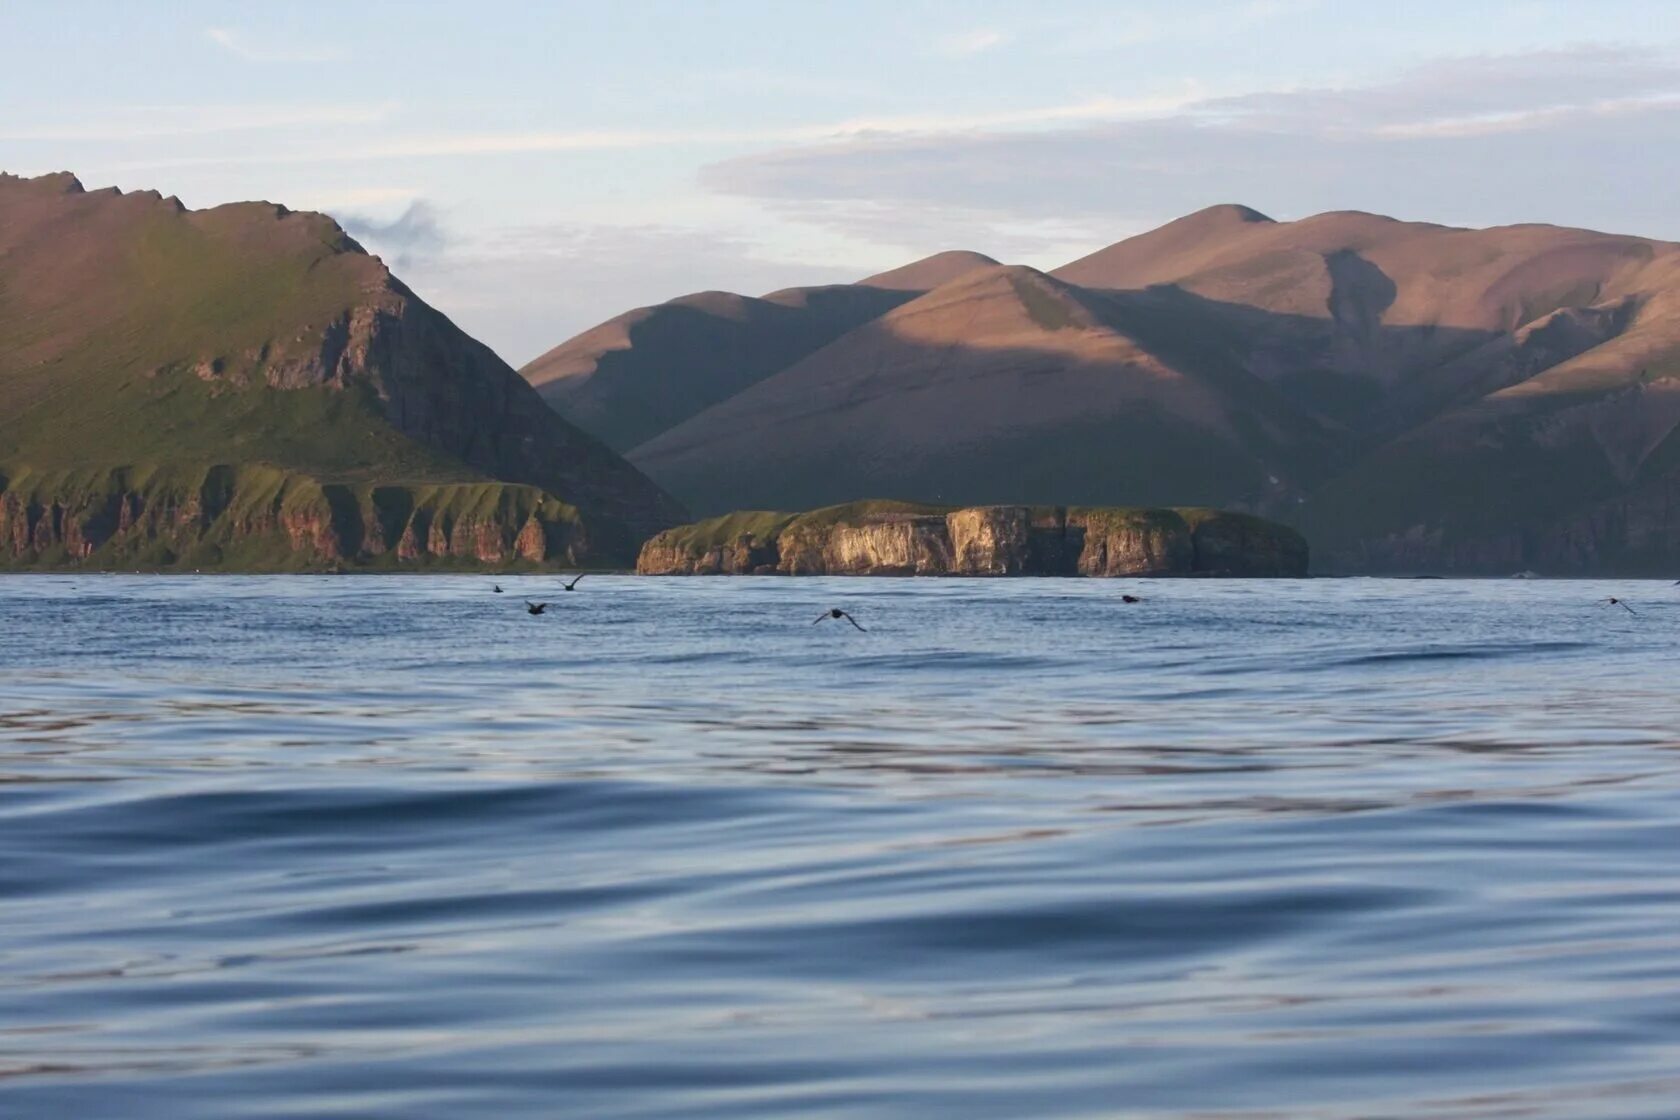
[3,575,1680,1119]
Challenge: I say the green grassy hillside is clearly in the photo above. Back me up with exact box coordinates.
[0,171,683,568]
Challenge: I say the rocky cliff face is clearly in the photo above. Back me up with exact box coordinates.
[241,275,684,544]
[0,465,589,571]
[637,502,1307,577]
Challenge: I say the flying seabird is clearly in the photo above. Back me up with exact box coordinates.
[493,584,504,593]
[1121,594,1142,604]
[562,573,585,591]
[813,607,866,631]
[1601,597,1636,614]
[526,601,548,615]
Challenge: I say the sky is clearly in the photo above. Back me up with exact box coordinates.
[3,0,1679,365]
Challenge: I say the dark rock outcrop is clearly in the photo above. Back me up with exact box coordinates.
[637,501,1307,577]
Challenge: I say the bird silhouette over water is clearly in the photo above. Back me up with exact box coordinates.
[1601,597,1636,614]
[562,574,585,591]
[1121,594,1142,604]
[526,601,548,615]
[814,607,866,631]
[493,584,504,594]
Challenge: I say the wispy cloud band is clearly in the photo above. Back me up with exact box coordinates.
[206,27,348,64]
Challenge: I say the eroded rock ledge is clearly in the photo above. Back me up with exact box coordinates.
[0,464,595,571]
[637,501,1307,577]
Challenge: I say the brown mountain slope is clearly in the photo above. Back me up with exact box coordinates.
[1303,276,1680,572]
[1059,207,1654,330]
[1054,207,1680,570]
[1056,210,1668,424]
[1052,203,1278,289]
[857,249,1001,290]
[520,251,999,452]
[597,205,1680,571]
[521,286,911,453]
[0,171,682,568]
[628,264,1337,515]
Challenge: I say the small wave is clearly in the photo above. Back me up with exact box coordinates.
[847,651,1061,672]
[1333,640,1595,668]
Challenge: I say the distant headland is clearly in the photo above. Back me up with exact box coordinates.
[637,501,1307,577]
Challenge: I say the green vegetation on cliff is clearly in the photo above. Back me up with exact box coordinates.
[644,509,799,551]
[0,463,586,572]
[783,499,947,531]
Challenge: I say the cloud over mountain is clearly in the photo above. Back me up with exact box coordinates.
[701,47,1680,248]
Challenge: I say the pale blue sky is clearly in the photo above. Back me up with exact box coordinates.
[3,0,1678,363]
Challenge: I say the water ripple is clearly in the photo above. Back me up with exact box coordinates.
[3,575,1680,1118]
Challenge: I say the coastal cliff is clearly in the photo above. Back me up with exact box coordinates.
[637,501,1307,577]
[0,465,591,571]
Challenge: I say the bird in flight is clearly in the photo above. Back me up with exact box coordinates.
[1121,594,1142,604]
[493,584,504,593]
[1601,597,1636,614]
[526,601,548,615]
[813,607,866,631]
[562,574,585,591]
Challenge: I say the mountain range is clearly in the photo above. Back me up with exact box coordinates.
[524,205,1680,574]
[7,168,1679,575]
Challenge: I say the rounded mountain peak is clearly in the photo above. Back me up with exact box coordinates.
[859,250,1002,291]
[1052,204,1275,288]
[1179,203,1274,226]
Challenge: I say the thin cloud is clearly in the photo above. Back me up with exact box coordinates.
[936,29,1009,57]
[72,92,1202,174]
[206,27,348,64]
[1372,92,1680,139]
[298,186,421,211]
[1199,45,1680,136]
[1051,0,1319,53]
[338,200,447,268]
[697,45,1680,250]
[0,102,394,142]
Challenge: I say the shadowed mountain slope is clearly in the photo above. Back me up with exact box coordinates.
[628,264,1339,514]
[521,252,999,452]
[0,171,683,569]
[1055,207,1680,570]
[521,286,912,453]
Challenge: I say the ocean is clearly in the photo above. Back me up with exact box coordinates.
[3,574,1680,1119]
